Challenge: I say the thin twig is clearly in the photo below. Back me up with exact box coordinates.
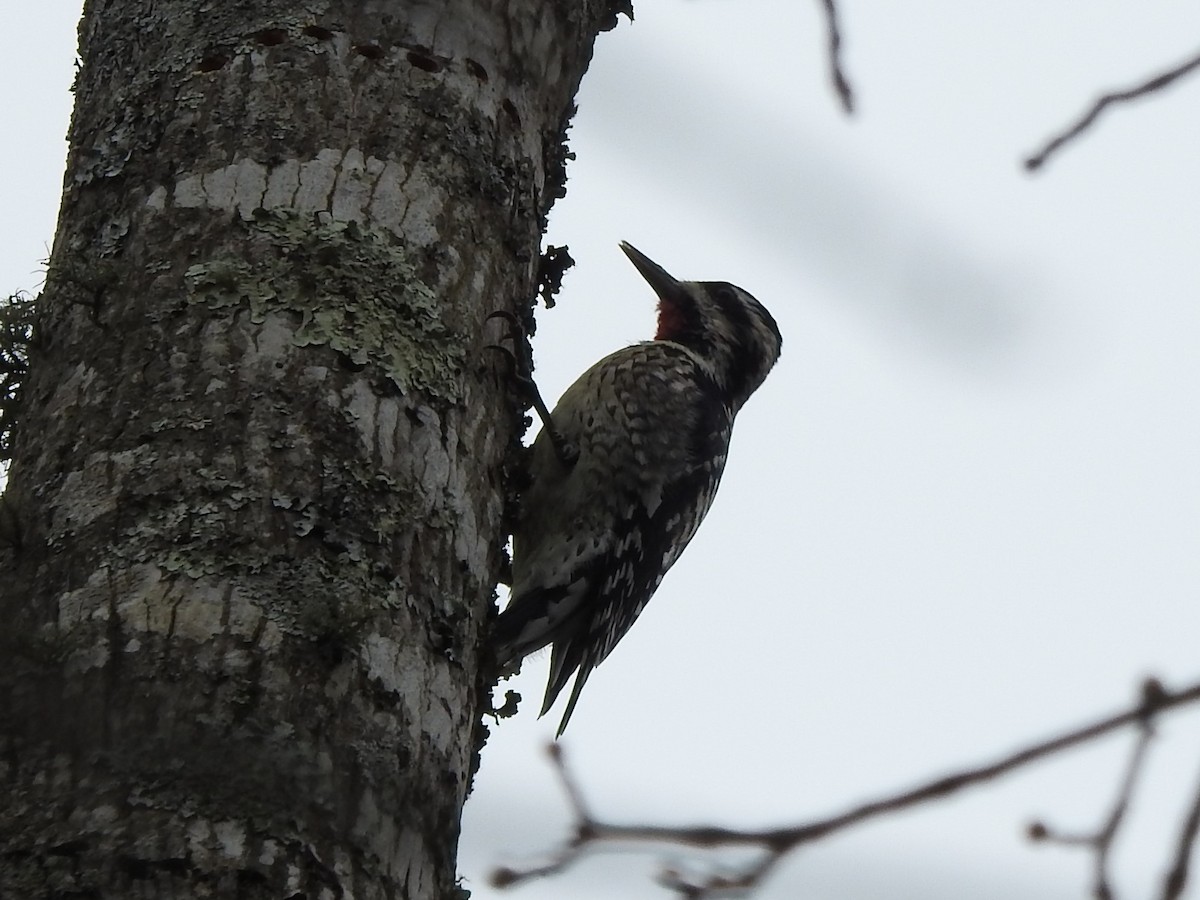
[1094,725,1155,899]
[547,743,593,822]
[657,850,782,899]
[1029,717,1157,900]
[816,0,854,114]
[1025,46,1200,171]
[1161,753,1200,900]
[491,677,1200,896]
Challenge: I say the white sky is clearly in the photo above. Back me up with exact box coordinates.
[7,3,1200,899]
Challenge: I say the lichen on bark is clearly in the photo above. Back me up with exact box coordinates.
[184,208,467,399]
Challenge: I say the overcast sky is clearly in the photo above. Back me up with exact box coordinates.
[7,3,1200,899]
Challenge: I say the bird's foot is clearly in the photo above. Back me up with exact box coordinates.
[486,311,579,467]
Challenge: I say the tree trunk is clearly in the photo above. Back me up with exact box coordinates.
[0,0,621,896]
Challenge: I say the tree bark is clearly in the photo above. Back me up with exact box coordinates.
[0,0,622,896]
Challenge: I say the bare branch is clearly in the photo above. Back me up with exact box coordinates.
[547,743,594,822]
[1025,46,1200,172]
[816,0,854,114]
[491,677,1200,896]
[1161,754,1200,900]
[488,746,601,889]
[1028,716,1157,900]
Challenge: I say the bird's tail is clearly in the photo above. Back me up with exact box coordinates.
[550,666,593,739]
[542,641,595,737]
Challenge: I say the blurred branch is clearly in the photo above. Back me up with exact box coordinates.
[1161,753,1200,900]
[817,0,854,113]
[491,676,1200,898]
[1028,703,1158,900]
[1025,46,1200,171]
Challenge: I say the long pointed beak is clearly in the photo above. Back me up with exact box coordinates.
[619,242,681,300]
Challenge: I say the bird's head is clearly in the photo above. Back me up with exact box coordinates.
[620,241,782,411]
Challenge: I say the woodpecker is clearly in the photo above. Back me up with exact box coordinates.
[492,242,782,736]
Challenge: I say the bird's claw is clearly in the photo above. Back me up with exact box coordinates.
[486,310,535,372]
[486,309,578,469]
[484,342,520,373]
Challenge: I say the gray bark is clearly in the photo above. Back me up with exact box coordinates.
[0,0,621,896]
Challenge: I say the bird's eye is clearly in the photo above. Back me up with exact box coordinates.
[715,286,737,303]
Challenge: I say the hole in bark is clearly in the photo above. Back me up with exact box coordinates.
[117,855,190,878]
[253,27,288,46]
[314,633,346,667]
[336,351,366,372]
[465,58,488,81]
[197,53,231,72]
[49,840,90,856]
[406,50,442,73]
[352,43,385,60]
[302,24,335,40]
[501,99,521,129]
[237,869,271,887]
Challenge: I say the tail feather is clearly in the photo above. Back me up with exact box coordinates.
[539,639,579,715]
[552,667,593,738]
[540,640,595,737]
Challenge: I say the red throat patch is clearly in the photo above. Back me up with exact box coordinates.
[655,297,686,341]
